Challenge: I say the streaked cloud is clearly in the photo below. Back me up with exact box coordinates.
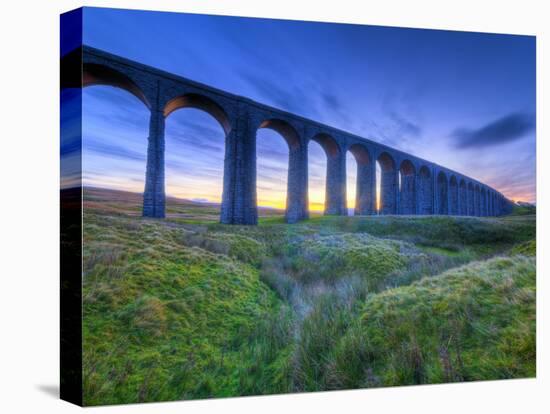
[451,112,535,149]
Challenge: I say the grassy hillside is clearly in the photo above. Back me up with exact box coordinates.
[303,255,535,389]
[81,188,536,405]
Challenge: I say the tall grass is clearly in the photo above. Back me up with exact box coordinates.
[81,193,536,405]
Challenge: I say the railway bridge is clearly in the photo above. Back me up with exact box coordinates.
[62,46,514,224]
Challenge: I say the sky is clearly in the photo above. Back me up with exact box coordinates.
[78,7,536,209]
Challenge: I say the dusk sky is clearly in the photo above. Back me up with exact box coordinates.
[80,7,536,209]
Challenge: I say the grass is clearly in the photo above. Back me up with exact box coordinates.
[81,188,536,405]
[306,255,536,389]
[82,213,291,404]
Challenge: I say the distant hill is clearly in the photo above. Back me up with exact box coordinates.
[82,186,285,220]
[512,201,536,216]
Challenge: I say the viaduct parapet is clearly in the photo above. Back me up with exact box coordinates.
[62,46,515,224]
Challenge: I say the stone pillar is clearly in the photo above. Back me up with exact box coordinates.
[380,167,398,215]
[432,172,437,215]
[435,173,449,215]
[480,191,484,216]
[414,173,420,215]
[355,161,375,215]
[400,173,415,214]
[325,150,347,215]
[454,185,462,216]
[220,104,258,225]
[479,191,484,216]
[446,181,452,215]
[417,169,433,215]
[143,105,166,218]
[286,143,309,223]
[397,170,402,214]
[465,188,469,216]
[465,186,470,215]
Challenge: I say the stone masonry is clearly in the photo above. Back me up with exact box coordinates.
[62,46,514,224]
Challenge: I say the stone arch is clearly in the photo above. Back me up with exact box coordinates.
[474,184,481,216]
[418,165,433,215]
[459,179,467,216]
[399,159,416,215]
[163,94,238,224]
[436,171,449,215]
[377,152,397,214]
[256,118,305,223]
[259,119,301,150]
[348,143,371,164]
[311,133,341,157]
[164,93,232,136]
[310,133,345,215]
[449,175,459,215]
[348,144,374,215]
[82,63,151,109]
[161,94,230,220]
[79,64,155,216]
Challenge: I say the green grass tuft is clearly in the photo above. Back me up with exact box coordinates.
[329,255,536,388]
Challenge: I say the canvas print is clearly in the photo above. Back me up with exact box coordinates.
[60,7,536,406]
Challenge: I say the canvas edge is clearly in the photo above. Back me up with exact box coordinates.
[60,7,84,407]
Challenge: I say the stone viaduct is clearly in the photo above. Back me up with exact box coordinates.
[62,46,514,224]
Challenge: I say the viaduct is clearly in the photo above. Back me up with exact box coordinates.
[62,46,515,224]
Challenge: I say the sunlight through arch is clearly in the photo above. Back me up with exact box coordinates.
[308,140,327,213]
[256,128,290,212]
[82,86,150,194]
[346,151,357,215]
[164,108,226,204]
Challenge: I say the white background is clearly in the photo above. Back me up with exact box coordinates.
[0,0,547,412]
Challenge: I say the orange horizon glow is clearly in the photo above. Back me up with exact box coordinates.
[83,179,535,211]
[83,153,535,214]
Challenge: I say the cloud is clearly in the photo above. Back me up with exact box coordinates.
[241,71,308,115]
[167,132,223,154]
[257,141,291,161]
[388,111,422,137]
[370,90,424,151]
[167,116,224,137]
[257,164,288,175]
[318,90,353,125]
[451,112,535,149]
[84,139,146,162]
[321,92,341,111]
